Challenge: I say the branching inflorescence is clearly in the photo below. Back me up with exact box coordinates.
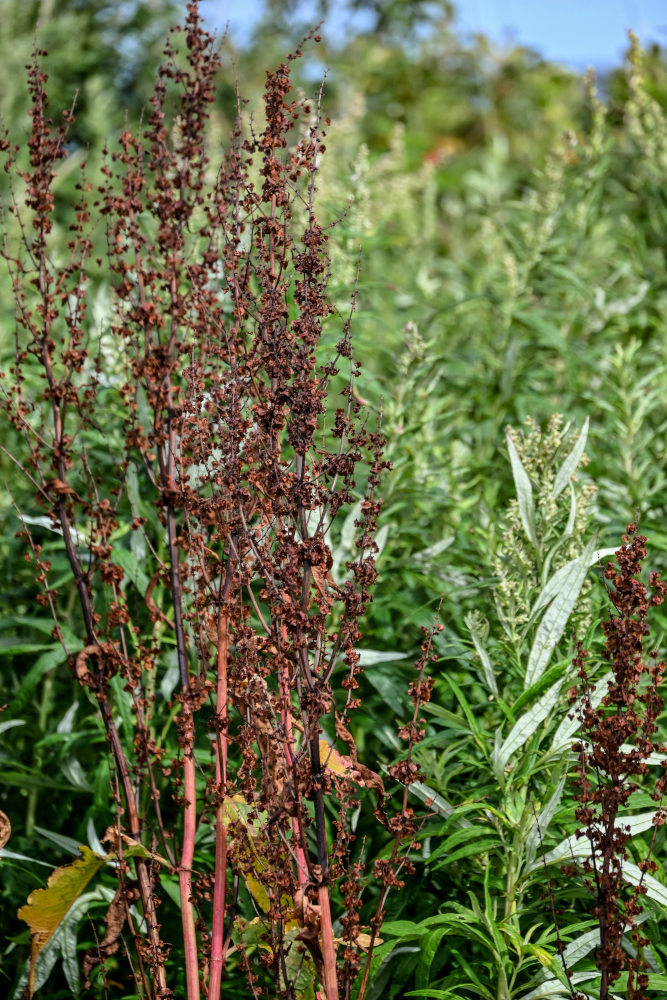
[570,525,667,1000]
[0,5,426,998]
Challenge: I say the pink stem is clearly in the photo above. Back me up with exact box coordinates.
[209,617,229,1000]
[318,885,339,1000]
[180,732,200,1000]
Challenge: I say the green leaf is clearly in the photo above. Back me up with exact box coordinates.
[110,673,135,741]
[525,536,597,689]
[530,546,616,619]
[159,876,182,907]
[408,992,474,999]
[18,846,107,998]
[0,641,54,656]
[34,826,85,857]
[493,677,563,781]
[442,676,485,744]
[59,912,79,995]
[560,927,602,967]
[363,663,410,711]
[409,781,472,827]
[553,417,589,498]
[0,617,79,647]
[512,660,568,718]
[506,433,538,548]
[514,983,581,1000]
[356,649,409,666]
[364,944,421,1000]
[549,671,612,754]
[432,836,500,870]
[465,613,498,697]
[111,545,149,595]
[1,850,54,869]
[428,824,497,863]
[622,862,667,907]
[8,646,68,716]
[416,926,448,988]
[529,813,665,874]
[0,719,26,737]
[0,769,88,792]
[378,920,424,938]
[524,767,567,869]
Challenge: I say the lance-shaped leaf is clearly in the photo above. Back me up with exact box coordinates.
[493,678,563,783]
[429,826,502,870]
[622,862,667,907]
[514,981,588,1000]
[465,612,498,697]
[356,649,409,666]
[506,433,538,548]
[553,418,589,498]
[524,768,568,870]
[409,781,471,828]
[526,810,665,874]
[549,671,612,754]
[525,536,598,689]
[531,547,616,618]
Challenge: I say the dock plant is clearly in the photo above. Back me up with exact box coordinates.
[0,5,426,997]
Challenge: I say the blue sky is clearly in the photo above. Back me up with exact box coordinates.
[200,0,667,70]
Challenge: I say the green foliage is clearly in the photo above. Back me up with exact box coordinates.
[2,3,667,998]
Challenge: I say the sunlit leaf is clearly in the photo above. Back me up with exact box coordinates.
[530,546,616,618]
[319,739,349,775]
[465,612,498,697]
[494,677,563,781]
[408,781,471,827]
[525,537,597,689]
[222,796,274,913]
[552,417,589,498]
[18,845,107,997]
[527,812,666,874]
[506,433,538,548]
[524,767,567,869]
[356,649,409,666]
[549,671,612,754]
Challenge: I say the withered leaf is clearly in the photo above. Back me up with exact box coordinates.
[0,809,10,850]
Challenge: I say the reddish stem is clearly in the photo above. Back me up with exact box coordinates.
[179,728,200,1000]
[209,615,230,1000]
[318,884,339,1000]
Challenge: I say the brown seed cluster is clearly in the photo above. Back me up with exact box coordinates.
[570,525,667,999]
[0,4,418,998]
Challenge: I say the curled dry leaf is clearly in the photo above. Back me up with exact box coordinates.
[83,883,127,988]
[0,809,10,850]
[74,644,99,683]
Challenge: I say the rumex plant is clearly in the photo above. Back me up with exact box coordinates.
[0,5,416,997]
[568,526,667,999]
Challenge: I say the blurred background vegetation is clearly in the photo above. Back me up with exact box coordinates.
[2,1,667,996]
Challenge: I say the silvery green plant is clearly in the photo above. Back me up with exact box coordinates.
[366,418,667,999]
[491,414,598,652]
